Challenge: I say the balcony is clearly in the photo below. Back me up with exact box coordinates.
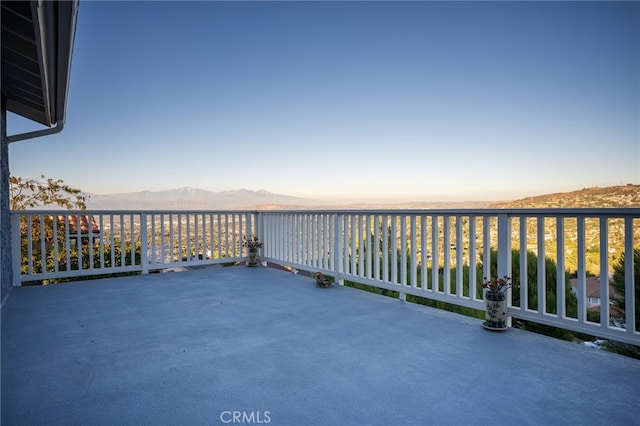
[2,264,640,425]
[3,208,640,424]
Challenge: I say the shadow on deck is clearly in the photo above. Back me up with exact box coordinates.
[2,265,639,425]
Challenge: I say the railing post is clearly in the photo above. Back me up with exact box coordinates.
[330,213,338,284]
[496,214,511,279]
[254,211,265,266]
[334,213,345,285]
[246,211,252,239]
[140,213,149,274]
[599,216,609,328]
[624,216,635,335]
[497,213,512,326]
[11,212,21,287]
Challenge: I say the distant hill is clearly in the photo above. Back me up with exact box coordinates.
[301,201,495,210]
[240,200,496,210]
[86,188,318,210]
[489,185,640,209]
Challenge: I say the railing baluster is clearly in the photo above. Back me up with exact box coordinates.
[350,214,357,276]
[556,216,566,318]
[599,216,609,328]
[576,216,587,323]
[300,213,306,266]
[382,215,389,282]
[118,214,124,268]
[366,214,373,280]
[443,215,451,295]
[129,214,135,266]
[497,213,512,328]
[455,215,463,297]
[624,217,635,333]
[469,215,477,300]
[231,213,237,260]
[400,215,407,287]
[332,213,341,277]
[39,214,46,273]
[374,215,381,281]
[141,214,149,274]
[391,215,397,285]
[482,215,490,286]
[322,213,331,269]
[536,215,546,315]
[170,214,175,262]
[209,213,214,261]
[287,213,293,264]
[201,213,206,260]
[52,215,59,273]
[224,213,229,257]
[410,215,417,289]
[358,215,365,278]
[109,214,114,270]
[431,215,439,292]
[98,214,105,269]
[342,214,349,277]
[64,214,71,272]
[292,213,298,266]
[215,213,220,260]
[519,216,528,311]
[26,215,33,275]
[195,213,201,260]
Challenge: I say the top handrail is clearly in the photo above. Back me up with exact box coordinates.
[259,207,640,215]
[13,207,638,216]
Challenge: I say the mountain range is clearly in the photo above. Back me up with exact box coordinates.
[84,185,640,211]
[86,188,318,210]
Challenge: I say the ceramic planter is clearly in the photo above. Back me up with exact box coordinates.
[316,278,333,288]
[483,291,507,331]
[247,247,259,267]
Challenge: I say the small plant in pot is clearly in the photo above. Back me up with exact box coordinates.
[242,236,263,267]
[312,272,333,288]
[482,275,516,331]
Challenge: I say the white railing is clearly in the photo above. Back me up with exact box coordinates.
[11,208,640,345]
[11,210,258,282]
[261,208,640,345]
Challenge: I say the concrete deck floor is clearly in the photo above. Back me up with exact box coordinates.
[2,265,639,426]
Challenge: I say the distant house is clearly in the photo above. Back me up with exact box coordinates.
[56,215,101,242]
[569,276,624,319]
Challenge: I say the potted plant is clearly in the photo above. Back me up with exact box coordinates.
[242,235,263,267]
[312,272,333,288]
[481,275,516,331]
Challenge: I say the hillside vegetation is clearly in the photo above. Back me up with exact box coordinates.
[490,184,640,208]
[485,185,639,276]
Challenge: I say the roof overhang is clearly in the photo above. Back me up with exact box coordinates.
[1,0,79,128]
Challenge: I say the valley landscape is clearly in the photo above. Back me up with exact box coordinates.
[85,184,640,210]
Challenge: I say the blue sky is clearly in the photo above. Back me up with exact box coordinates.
[8,1,640,202]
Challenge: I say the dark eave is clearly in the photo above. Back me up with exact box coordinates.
[1,0,79,127]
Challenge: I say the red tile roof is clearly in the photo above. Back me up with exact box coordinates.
[56,215,100,235]
[569,276,621,300]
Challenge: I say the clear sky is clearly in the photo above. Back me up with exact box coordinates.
[7,0,640,202]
